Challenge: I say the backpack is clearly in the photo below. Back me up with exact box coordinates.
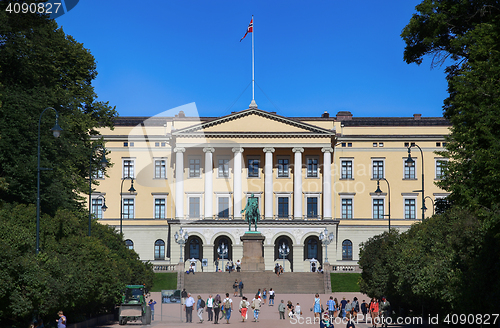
[200,299,205,308]
[224,299,231,309]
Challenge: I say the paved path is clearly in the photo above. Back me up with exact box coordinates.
[94,292,434,328]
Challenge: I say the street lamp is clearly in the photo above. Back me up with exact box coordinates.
[374,178,391,230]
[120,177,136,235]
[279,242,290,273]
[424,196,435,216]
[217,243,228,272]
[174,227,189,263]
[88,145,108,236]
[319,228,334,263]
[406,145,425,221]
[36,107,62,255]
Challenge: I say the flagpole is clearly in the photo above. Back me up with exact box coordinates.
[250,15,257,108]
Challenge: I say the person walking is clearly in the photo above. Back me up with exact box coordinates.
[278,300,286,319]
[206,294,214,322]
[313,293,322,319]
[222,293,233,324]
[369,297,380,328]
[251,293,262,322]
[262,288,267,303]
[295,302,302,319]
[361,299,368,320]
[236,259,241,272]
[340,297,348,318]
[215,258,219,272]
[213,294,221,324]
[327,296,335,320]
[184,293,195,323]
[56,311,66,328]
[196,295,205,323]
[181,288,188,305]
[148,299,157,321]
[233,279,239,296]
[239,296,249,322]
[379,297,391,328]
[352,297,359,318]
[345,300,353,319]
[268,288,275,306]
[238,279,244,297]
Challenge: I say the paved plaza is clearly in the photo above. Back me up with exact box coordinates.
[94,292,435,328]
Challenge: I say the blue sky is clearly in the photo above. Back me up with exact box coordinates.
[56,0,448,119]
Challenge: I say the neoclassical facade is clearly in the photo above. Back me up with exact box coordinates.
[91,108,450,272]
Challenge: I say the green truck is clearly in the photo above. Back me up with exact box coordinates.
[118,285,151,325]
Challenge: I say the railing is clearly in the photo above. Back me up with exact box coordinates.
[303,215,323,220]
[331,265,360,273]
[213,215,234,220]
[153,264,178,272]
[273,215,293,220]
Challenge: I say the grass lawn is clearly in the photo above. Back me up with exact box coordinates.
[330,273,361,292]
[151,272,177,292]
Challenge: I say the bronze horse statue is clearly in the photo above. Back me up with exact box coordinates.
[241,193,260,231]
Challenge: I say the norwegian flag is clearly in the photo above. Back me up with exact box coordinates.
[240,18,253,42]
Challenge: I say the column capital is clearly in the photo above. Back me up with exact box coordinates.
[292,147,304,153]
[203,147,215,153]
[174,147,186,153]
[263,147,275,153]
[232,147,244,153]
[321,147,334,153]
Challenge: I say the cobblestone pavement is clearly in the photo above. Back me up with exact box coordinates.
[94,292,437,328]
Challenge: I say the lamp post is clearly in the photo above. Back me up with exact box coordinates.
[424,196,435,216]
[217,243,228,272]
[406,145,425,221]
[88,145,108,236]
[319,228,334,263]
[374,178,391,230]
[174,227,189,263]
[36,107,62,255]
[279,243,290,273]
[91,194,108,218]
[120,177,136,235]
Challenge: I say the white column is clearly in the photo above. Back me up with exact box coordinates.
[232,147,244,219]
[263,147,275,220]
[174,147,186,219]
[322,147,333,220]
[203,147,215,220]
[293,147,304,220]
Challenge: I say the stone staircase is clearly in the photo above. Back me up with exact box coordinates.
[183,272,326,295]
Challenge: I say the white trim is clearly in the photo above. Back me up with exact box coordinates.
[370,195,385,219]
[153,157,168,179]
[153,196,167,219]
[188,155,202,179]
[371,158,385,180]
[305,156,320,179]
[403,196,418,220]
[90,195,105,219]
[122,195,136,219]
[122,157,136,179]
[276,155,291,179]
[274,192,292,218]
[217,156,231,179]
[304,193,321,217]
[340,158,354,180]
[434,157,448,180]
[403,156,417,180]
[246,155,261,178]
[340,196,354,219]
[187,193,203,219]
[216,193,232,218]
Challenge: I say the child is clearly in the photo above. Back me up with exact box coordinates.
[278,300,286,320]
[295,302,302,318]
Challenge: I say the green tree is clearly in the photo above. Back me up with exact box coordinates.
[0,5,117,215]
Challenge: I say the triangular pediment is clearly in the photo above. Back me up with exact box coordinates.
[172,108,335,137]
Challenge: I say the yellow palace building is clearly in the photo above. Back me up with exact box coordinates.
[91,107,450,272]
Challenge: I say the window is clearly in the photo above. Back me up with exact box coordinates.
[218,197,230,218]
[278,197,289,218]
[347,143,352,147]
[189,197,200,218]
[379,142,384,147]
[188,237,201,259]
[276,237,291,260]
[306,237,319,259]
[341,143,346,147]
[91,198,104,219]
[373,199,384,219]
[155,239,165,260]
[436,142,441,147]
[341,160,353,179]
[405,199,416,219]
[92,168,104,179]
[341,198,353,219]
[155,198,165,219]
[404,159,416,179]
[404,142,409,147]
[123,159,134,178]
[155,142,159,147]
[306,197,318,218]
[372,160,384,179]
[248,158,260,177]
[436,160,446,179]
[307,158,318,177]
[277,158,289,178]
[123,198,134,219]
[125,239,134,250]
[189,158,200,178]
[342,240,353,260]
[218,159,229,178]
[155,159,166,179]
[216,237,230,259]
[373,143,377,147]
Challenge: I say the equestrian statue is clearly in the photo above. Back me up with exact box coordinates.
[241,193,260,231]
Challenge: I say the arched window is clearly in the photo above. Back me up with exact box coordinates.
[125,239,134,250]
[213,236,232,261]
[186,236,203,260]
[275,237,291,260]
[155,239,165,260]
[304,236,321,263]
[342,239,353,260]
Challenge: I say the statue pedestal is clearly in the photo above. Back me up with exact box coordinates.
[240,232,266,272]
